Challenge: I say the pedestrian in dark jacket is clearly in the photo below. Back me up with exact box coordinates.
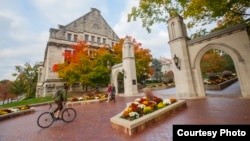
[110,83,116,103]
[106,83,111,102]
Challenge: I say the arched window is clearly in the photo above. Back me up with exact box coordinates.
[171,22,176,39]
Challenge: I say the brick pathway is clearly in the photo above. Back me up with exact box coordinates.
[0,85,250,141]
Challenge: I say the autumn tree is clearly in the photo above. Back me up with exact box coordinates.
[0,80,16,105]
[54,41,95,89]
[112,37,153,83]
[54,41,117,91]
[53,37,153,89]
[128,0,250,37]
[200,50,226,77]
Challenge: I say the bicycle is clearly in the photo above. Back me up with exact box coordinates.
[37,103,77,128]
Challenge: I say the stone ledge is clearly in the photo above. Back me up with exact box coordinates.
[204,78,238,90]
[0,108,35,121]
[110,100,187,136]
[66,98,107,106]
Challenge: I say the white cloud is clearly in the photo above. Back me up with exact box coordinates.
[32,0,97,26]
[114,0,171,59]
[0,0,172,81]
[0,8,48,80]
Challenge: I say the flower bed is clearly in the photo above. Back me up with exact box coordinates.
[67,94,108,106]
[0,105,35,121]
[120,96,176,121]
[110,97,186,136]
[70,93,107,102]
[204,77,238,90]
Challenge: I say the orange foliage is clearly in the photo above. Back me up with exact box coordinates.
[63,50,72,63]
[52,37,153,83]
[112,36,153,79]
[52,64,59,72]
[70,41,89,63]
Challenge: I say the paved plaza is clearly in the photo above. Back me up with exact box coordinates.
[0,82,250,141]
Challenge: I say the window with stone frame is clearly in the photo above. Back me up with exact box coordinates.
[64,50,72,64]
[74,35,78,42]
[67,33,72,41]
[91,36,95,42]
[97,37,101,43]
[103,38,106,44]
[85,34,89,41]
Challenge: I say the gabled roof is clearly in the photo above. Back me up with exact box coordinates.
[51,8,119,41]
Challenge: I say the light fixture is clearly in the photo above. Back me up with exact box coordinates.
[122,69,126,78]
[173,54,180,70]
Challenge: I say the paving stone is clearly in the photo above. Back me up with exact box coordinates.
[0,88,250,141]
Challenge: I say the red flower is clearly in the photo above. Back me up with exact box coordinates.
[152,96,163,104]
[130,103,138,112]
[139,98,146,103]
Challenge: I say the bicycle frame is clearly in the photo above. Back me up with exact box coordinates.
[37,103,76,128]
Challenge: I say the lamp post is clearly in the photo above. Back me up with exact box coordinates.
[173,54,180,70]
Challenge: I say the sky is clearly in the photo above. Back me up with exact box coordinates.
[0,0,179,81]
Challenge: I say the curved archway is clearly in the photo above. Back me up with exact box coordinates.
[194,43,244,97]
[110,64,124,95]
[168,16,250,98]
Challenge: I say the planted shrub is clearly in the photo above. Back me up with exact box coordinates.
[222,70,232,78]
[208,73,219,80]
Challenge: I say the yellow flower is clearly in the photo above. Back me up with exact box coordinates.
[157,102,166,109]
[128,107,132,112]
[142,101,149,106]
[143,106,152,114]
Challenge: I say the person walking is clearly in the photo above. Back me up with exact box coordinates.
[110,83,116,103]
[106,83,111,102]
[143,87,155,101]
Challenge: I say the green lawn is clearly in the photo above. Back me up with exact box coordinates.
[0,96,53,109]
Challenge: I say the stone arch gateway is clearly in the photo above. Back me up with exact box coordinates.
[167,16,250,98]
[110,36,139,96]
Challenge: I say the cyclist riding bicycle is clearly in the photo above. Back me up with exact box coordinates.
[53,84,68,120]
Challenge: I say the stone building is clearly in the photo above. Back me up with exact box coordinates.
[158,57,173,74]
[36,8,119,97]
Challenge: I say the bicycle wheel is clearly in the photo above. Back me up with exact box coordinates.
[37,112,54,128]
[62,108,76,122]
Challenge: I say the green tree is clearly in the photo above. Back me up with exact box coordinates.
[88,46,114,86]
[151,58,162,82]
[179,0,250,37]
[222,54,235,72]
[128,0,250,37]
[9,80,26,99]
[12,63,39,98]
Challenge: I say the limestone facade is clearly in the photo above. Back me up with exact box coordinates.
[167,16,250,98]
[36,8,119,97]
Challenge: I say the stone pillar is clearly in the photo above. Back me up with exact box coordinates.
[122,36,138,96]
[167,16,197,98]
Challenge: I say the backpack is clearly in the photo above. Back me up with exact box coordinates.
[53,89,63,101]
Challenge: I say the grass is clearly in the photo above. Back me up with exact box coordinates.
[0,91,104,109]
[0,96,53,109]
